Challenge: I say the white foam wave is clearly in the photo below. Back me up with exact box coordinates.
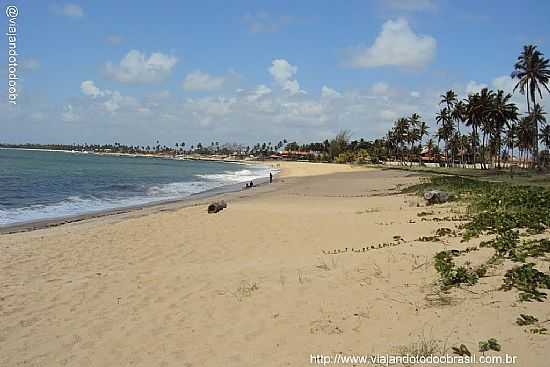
[0,181,218,226]
[196,166,273,183]
[0,164,276,227]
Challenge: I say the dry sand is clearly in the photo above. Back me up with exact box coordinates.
[1,163,549,366]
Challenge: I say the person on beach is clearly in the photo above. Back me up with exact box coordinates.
[269,172,273,183]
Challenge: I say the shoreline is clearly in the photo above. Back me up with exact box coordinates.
[2,167,549,366]
[0,175,273,235]
[0,160,365,235]
[0,148,279,234]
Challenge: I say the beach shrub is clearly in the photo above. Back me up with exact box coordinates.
[409,176,550,297]
[434,251,485,288]
[501,263,550,302]
[479,338,501,353]
[516,314,538,326]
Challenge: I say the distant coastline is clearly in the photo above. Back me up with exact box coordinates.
[0,146,251,164]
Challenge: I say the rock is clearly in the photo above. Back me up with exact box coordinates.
[208,200,227,213]
[424,190,450,205]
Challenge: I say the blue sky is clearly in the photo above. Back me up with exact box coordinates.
[2,0,550,146]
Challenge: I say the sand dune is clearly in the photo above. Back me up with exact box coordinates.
[1,164,548,366]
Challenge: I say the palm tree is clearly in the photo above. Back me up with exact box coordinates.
[540,124,550,150]
[435,107,455,166]
[489,90,519,168]
[452,100,467,166]
[394,117,410,164]
[505,122,518,161]
[464,93,481,167]
[517,116,534,167]
[512,45,550,168]
[530,104,547,163]
[440,90,458,110]
[408,113,423,165]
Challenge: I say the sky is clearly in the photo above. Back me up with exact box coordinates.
[1,0,550,146]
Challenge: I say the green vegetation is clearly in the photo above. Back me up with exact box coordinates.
[516,314,538,326]
[479,338,501,353]
[434,251,486,288]
[452,344,472,357]
[502,264,550,302]
[407,175,550,301]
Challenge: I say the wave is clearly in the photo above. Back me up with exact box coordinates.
[196,166,274,183]
[0,163,276,227]
[0,181,218,226]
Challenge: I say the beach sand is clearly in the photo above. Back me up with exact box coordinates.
[1,163,549,366]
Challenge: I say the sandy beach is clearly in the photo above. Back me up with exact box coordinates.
[1,162,549,366]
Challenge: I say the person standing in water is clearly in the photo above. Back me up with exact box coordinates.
[269,172,273,183]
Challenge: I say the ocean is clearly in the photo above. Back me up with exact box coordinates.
[0,149,272,227]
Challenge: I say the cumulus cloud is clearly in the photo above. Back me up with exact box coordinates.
[52,3,84,18]
[492,75,516,94]
[239,84,272,102]
[492,75,550,113]
[104,50,178,84]
[321,86,341,98]
[5,66,442,145]
[269,59,305,95]
[349,18,436,69]
[80,80,104,98]
[183,70,225,92]
[80,80,138,113]
[465,80,488,95]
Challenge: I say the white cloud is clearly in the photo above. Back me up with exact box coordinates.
[52,3,84,18]
[80,80,104,98]
[492,75,516,94]
[349,18,436,69]
[242,12,293,33]
[321,86,341,98]
[491,75,550,113]
[465,80,488,95]
[410,91,420,98]
[240,84,272,102]
[5,71,443,146]
[103,91,138,113]
[269,59,305,95]
[183,70,225,92]
[79,80,138,113]
[104,50,178,84]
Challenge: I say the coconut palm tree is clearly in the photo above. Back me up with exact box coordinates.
[541,124,550,150]
[452,100,467,166]
[517,116,534,167]
[440,90,458,110]
[511,45,550,168]
[464,93,483,167]
[393,118,410,164]
[435,107,455,166]
[489,90,519,167]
